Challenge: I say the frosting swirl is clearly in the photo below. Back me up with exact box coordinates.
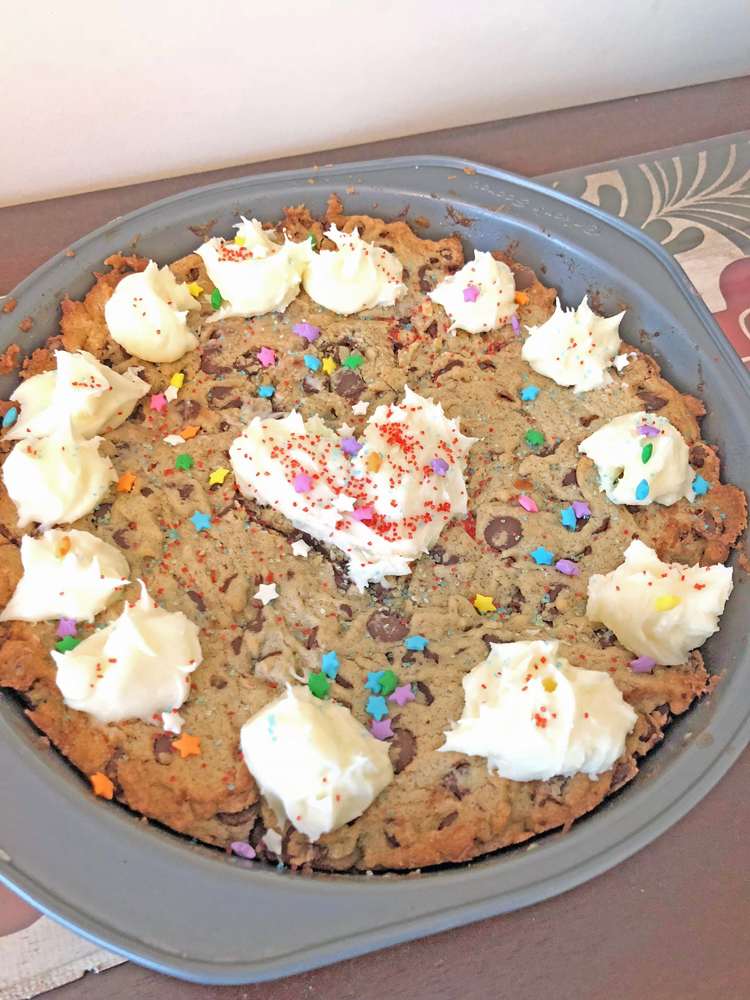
[428,251,517,333]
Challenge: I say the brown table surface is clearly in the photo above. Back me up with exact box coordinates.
[2,76,750,1000]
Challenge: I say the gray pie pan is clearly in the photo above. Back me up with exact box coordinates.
[0,156,748,985]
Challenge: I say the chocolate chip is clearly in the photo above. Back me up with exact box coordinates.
[425,320,437,338]
[200,357,231,376]
[219,573,237,593]
[484,516,523,552]
[367,610,409,643]
[438,811,459,830]
[695,509,720,537]
[481,633,502,652]
[0,525,12,540]
[188,267,200,281]
[594,516,610,535]
[187,591,206,612]
[176,399,201,421]
[208,385,241,409]
[332,564,350,591]
[389,727,417,774]
[423,648,439,663]
[230,635,244,654]
[401,650,415,666]
[153,733,176,760]
[306,626,319,649]
[441,766,470,800]
[636,390,667,411]
[579,414,599,427]
[94,503,112,521]
[654,703,670,718]
[384,831,400,849]
[417,264,433,293]
[210,675,227,689]
[433,359,464,378]
[140,487,153,498]
[562,468,578,487]
[610,762,633,788]
[332,368,366,399]
[510,264,535,291]
[379,244,395,254]
[595,628,617,648]
[690,445,707,468]
[302,372,323,394]
[414,681,434,706]
[339,604,353,619]
[112,528,130,549]
[546,585,565,604]
[215,805,258,827]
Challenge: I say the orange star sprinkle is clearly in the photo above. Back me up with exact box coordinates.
[90,772,114,799]
[366,453,382,473]
[117,471,137,492]
[179,425,200,440]
[515,291,530,305]
[56,535,71,558]
[171,732,201,758]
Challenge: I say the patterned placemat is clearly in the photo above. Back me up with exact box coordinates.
[2,129,749,998]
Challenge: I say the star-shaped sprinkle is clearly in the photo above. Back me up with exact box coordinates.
[171,732,201,758]
[180,425,200,440]
[293,472,314,493]
[304,355,321,370]
[473,594,497,613]
[231,841,256,859]
[189,510,212,531]
[342,437,362,456]
[521,385,541,401]
[692,475,709,496]
[526,429,544,448]
[2,407,18,428]
[339,422,355,438]
[342,354,364,370]
[369,718,394,740]
[308,671,330,698]
[161,711,184,734]
[257,346,276,367]
[322,357,336,374]
[55,635,82,653]
[175,453,194,470]
[629,656,657,673]
[404,635,429,651]
[89,773,114,799]
[56,618,77,639]
[254,582,278,605]
[258,385,275,397]
[209,467,230,486]
[430,457,449,476]
[515,291,530,305]
[234,236,245,246]
[365,670,385,694]
[389,684,415,707]
[164,385,179,402]
[117,471,137,492]
[321,651,339,679]
[187,281,203,297]
[293,323,320,342]
[637,424,660,437]
[555,559,579,576]
[561,506,577,530]
[572,501,591,518]
[379,669,399,697]
[366,695,388,720]
[170,372,185,388]
[351,506,372,521]
[463,284,481,303]
[150,393,167,412]
[351,400,369,415]
[531,546,554,565]
[366,453,382,473]
[519,495,538,513]
[211,288,222,310]
[164,434,184,446]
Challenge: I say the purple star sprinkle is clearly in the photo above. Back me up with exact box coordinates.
[352,506,373,521]
[56,618,77,639]
[637,424,660,437]
[629,656,657,673]
[430,458,449,476]
[292,322,320,343]
[231,842,257,859]
[511,314,521,336]
[293,472,313,493]
[369,718,394,740]
[341,437,362,456]
[463,284,480,303]
[571,501,591,518]
[555,559,580,576]
[389,684,415,707]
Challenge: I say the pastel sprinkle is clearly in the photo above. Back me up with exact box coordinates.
[56,618,77,639]
[473,594,497,613]
[150,393,167,412]
[555,559,579,576]
[369,718,394,740]
[293,323,320,342]
[179,425,200,440]
[308,672,330,699]
[629,656,657,673]
[654,594,681,611]
[531,546,554,565]
[55,635,81,653]
[637,424,659,437]
[635,479,649,501]
[208,467,230,486]
[511,315,521,335]
[366,695,388,720]
[463,285,480,303]
[117,471,137,492]
[342,437,362,456]
[187,282,203,297]
[521,385,540,401]
[692,475,709,496]
[170,372,185,388]
[366,453,382,472]
[515,291,530,305]
[525,429,544,448]
[379,670,399,697]
[304,355,321,370]
[189,511,212,532]
[231,842,256,859]
[572,501,591,518]
[365,671,385,694]
[234,237,245,246]
[258,385,275,397]
[641,442,653,464]
[2,407,17,428]
[404,635,429,651]
[321,357,336,374]
[389,684,415,707]
[307,232,317,248]
[518,495,538,513]
[89,773,114,799]
[321,651,339,679]
[342,354,364,370]
[351,506,373,521]
[175,453,194,470]
[561,506,577,531]
[210,288,222,310]
[430,458,449,476]
[257,347,276,367]
[293,472,314,493]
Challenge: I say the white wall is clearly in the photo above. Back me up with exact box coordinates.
[2,0,749,207]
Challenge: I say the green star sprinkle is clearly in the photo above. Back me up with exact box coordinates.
[308,672,330,699]
[378,669,399,697]
[55,636,82,653]
[210,288,222,310]
[342,354,364,370]
[525,429,544,448]
[175,453,194,470]
[308,231,317,248]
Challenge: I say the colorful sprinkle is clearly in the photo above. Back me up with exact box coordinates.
[531,546,554,565]
[463,285,480,303]
[187,282,203,297]
[692,475,709,496]
[637,424,659,437]
[525,429,544,448]
[321,357,336,374]
[56,618,77,639]
[189,510,212,532]
[378,670,399,697]
[171,733,201,758]
[231,842,256,859]
[257,347,276,367]
[321,651,339,679]
[351,506,373,521]
[404,635,429,651]
[308,672,330,699]
[208,467,230,486]
[293,323,320,342]
[369,718,394,740]
[511,315,521,336]
[430,458,449,476]
[55,635,82,653]
[170,372,185,388]
[641,442,653,464]
[571,501,591,518]
[2,407,17,428]
[89,773,114,799]
[179,425,200,440]
[341,437,362,456]
[365,671,385,694]
[518,495,538,513]
[629,656,657,673]
[293,472,314,493]
[254,583,278,605]
[654,594,681,611]
[635,479,649,501]
[389,684,415,707]
[117,471,137,493]
[307,232,317,249]
[342,354,364,370]
[210,288,222,310]
[150,393,167,413]
[521,385,540,401]
[515,291,530,305]
[473,594,497,613]
[234,237,245,246]
[560,506,577,531]
[175,453,194,470]
[555,559,579,576]
[304,355,321,371]
[366,695,388,720]
[366,453,382,473]
[291,539,311,557]
[258,385,275,397]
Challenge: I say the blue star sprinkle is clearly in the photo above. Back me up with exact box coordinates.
[189,511,212,532]
[321,651,339,679]
[531,546,555,565]
[404,635,429,651]
[560,506,577,531]
[258,385,275,397]
[304,355,321,371]
[692,475,709,497]
[521,385,541,401]
[365,670,385,694]
[366,695,388,720]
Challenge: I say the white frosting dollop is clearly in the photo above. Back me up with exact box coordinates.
[104,260,200,363]
[521,297,624,393]
[5,350,149,441]
[3,421,116,529]
[301,226,406,315]
[440,640,637,781]
[196,218,312,320]
[427,251,517,334]
[52,582,202,724]
[579,411,694,506]
[586,540,733,665]
[229,387,476,590]
[240,684,393,841]
[0,529,129,623]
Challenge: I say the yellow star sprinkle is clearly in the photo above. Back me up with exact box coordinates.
[234,237,246,246]
[654,594,681,611]
[89,772,114,799]
[473,594,497,613]
[321,357,336,374]
[209,467,230,486]
[171,733,202,759]
[170,372,185,388]
[187,281,203,297]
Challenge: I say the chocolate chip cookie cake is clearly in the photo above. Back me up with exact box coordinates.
[0,195,745,872]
